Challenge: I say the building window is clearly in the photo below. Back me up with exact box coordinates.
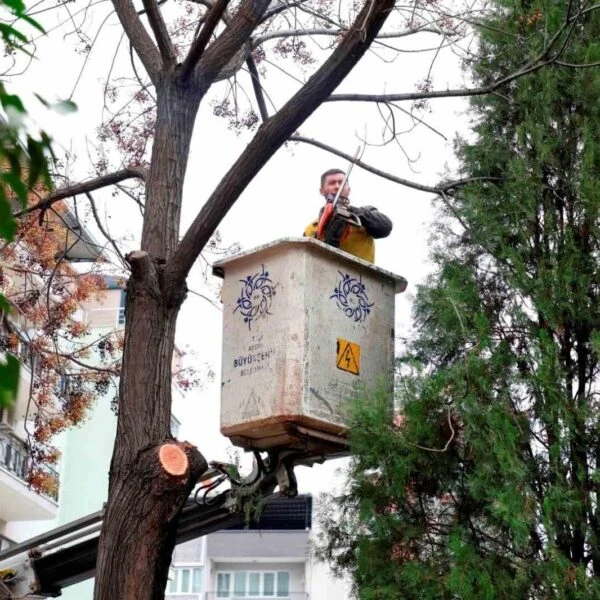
[16,337,42,377]
[215,571,290,598]
[167,566,202,595]
[117,290,126,325]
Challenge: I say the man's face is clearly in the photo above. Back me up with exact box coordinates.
[320,172,350,201]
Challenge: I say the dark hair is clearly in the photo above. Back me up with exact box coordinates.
[320,168,345,187]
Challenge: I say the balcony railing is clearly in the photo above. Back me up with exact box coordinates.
[0,431,28,480]
[0,431,59,501]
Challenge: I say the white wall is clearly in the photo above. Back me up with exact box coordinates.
[306,557,351,600]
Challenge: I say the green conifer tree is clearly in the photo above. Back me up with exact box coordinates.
[318,1,600,597]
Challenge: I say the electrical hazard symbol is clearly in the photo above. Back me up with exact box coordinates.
[336,338,360,375]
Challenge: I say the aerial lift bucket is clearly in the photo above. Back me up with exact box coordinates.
[213,238,406,459]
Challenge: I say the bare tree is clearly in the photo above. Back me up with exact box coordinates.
[10,0,600,597]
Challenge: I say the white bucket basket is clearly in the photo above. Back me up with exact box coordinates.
[213,238,406,455]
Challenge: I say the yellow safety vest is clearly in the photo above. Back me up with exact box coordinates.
[304,221,375,263]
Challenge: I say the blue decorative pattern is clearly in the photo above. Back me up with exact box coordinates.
[234,265,278,329]
[330,271,374,322]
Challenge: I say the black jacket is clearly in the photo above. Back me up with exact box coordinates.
[349,205,393,238]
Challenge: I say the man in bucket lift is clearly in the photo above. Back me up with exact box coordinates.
[304,168,393,263]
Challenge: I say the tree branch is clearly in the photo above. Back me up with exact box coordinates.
[13,168,147,218]
[111,0,162,82]
[60,353,120,375]
[60,330,125,360]
[290,135,441,193]
[246,55,269,121]
[167,0,396,295]
[260,0,305,24]
[252,26,450,49]
[136,0,168,16]
[293,2,344,29]
[325,65,549,104]
[188,0,233,23]
[291,135,506,195]
[140,0,176,66]
[180,0,230,82]
[191,0,272,89]
[86,192,128,267]
[555,59,600,68]
[327,2,597,104]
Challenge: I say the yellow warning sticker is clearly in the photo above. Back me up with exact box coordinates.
[336,338,361,375]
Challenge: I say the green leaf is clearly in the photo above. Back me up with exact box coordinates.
[0,353,20,408]
[0,92,26,113]
[26,137,49,188]
[4,149,23,180]
[3,170,28,206]
[0,22,27,45]
[20,13,45,34]
[0,293,11,313]
[0,189,15,241]
[2,0,26,13]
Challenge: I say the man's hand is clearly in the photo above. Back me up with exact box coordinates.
[336,204,361,227]
[349,206,392,238]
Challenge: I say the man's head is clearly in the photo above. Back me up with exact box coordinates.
[320,168,350,201]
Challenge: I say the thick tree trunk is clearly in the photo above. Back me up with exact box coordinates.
[142,80,202,261]
[94,439,207,600]
[94,251,208,600]
[94,81,207,600]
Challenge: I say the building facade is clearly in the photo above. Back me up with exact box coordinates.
[166,496,350,600]
[0,208,102,553]
[1,272,187,599]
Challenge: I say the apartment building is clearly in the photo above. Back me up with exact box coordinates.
[166,495,350,600]
[0,208,102,551]
[0,272,189,599]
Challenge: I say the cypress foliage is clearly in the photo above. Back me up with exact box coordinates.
[318,1,600,597]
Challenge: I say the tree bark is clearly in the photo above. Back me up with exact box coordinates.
[142,82,202,261]
[94,249,208,600]
[94,79,207,600]
[95,440,207,599]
